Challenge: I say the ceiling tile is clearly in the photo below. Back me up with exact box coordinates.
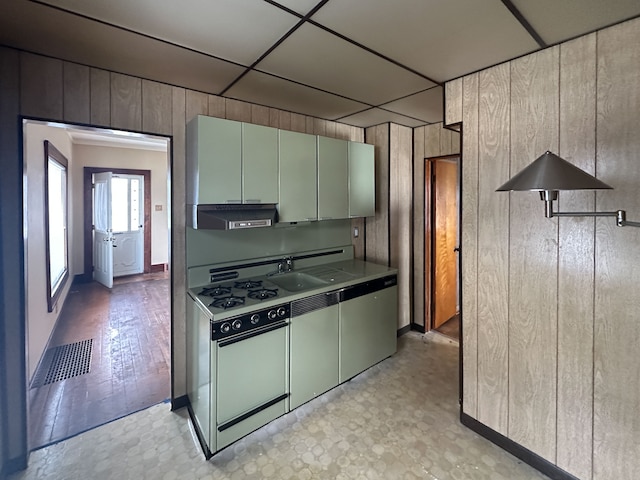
[270,0,323,16]
[338,108,427,129]
[380,88,443,124]
[311,0,540,82]
[511,0,640,45]
[0,1,245,94]
[37,0,300,65]
[225,71,368,120]
[257,23,436,105]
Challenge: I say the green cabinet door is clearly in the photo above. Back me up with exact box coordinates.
[278,130,317,222]
[348,141,375,217]
[339,286,397,383]
[187,115,242,204]
[290,304,340,410]
[317,136,349,220]
[242,123,278,204]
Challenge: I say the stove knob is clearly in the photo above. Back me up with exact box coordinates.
[268,310,277,320]
[220,322,231,333]
[250,313,260,325]
[277,306,287,317]
[232,319,242,330]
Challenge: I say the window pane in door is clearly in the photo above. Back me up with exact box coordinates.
[111,177,129,232]
[130,179,140,231]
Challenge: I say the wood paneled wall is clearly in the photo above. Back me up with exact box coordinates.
[412,123,460,331]
[0,46,365,468]
[444,17,640,480]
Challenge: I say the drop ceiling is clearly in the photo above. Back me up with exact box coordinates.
[2,0,640,128]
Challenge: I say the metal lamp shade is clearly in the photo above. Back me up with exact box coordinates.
[496,151,613,192]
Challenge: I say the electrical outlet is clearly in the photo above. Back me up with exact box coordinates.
[354,226,359,238]
[155,204,163,211]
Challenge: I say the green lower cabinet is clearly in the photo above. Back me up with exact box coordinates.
[339,286,398,383]
[289,304,339,410]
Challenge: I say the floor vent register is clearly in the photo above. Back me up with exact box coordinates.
[31,339,93,388]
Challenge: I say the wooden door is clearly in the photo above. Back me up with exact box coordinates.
[93,171,114,288]
[432,158,459,329]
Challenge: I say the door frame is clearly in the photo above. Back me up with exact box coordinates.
[427,154,461,331]
[82,167,151,281]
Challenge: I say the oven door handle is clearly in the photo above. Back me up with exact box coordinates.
[218,393,288,432]
[217,320,288,348]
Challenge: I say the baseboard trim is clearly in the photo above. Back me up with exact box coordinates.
[410,322,426,334]
[151,263,167,273]
[460,412,580,480]
[397,324,411,337]
[4,454,28,476]
[171,394,189,411]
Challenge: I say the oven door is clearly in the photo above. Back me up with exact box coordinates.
[215,320,289,449]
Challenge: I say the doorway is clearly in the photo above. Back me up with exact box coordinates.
[428,156,460,339]
[84,168,152,288]
[23,120,171,450]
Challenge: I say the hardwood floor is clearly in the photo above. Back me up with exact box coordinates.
[29,272,170,450]
[435,312,460,340]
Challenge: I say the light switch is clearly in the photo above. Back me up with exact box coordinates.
[155,205,163,211]
[354,226,359,238]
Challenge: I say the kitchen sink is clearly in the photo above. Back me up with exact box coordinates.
[268,272,328,292]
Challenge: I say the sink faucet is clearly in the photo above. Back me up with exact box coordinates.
[273,256,293,275]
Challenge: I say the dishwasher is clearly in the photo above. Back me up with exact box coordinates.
[289,290,340,410]
[339,274,398,383]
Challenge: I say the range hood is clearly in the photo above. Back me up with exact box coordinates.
[188,204,278,230]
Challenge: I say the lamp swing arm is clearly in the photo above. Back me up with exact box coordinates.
[542,192,640,227]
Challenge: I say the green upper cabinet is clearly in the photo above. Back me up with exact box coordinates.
[348,141,376,217]
[187,115,242,205]
[278,130,318,222]
[242,123,278,204]
[317,136,349,220]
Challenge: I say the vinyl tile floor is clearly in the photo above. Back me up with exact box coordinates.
[11,332,550,480]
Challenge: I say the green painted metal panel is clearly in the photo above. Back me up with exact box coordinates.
[317,136,349,220]
[290,304,340,410]
[278,130,317,222]
[242,123,279,204]
[348,141,375,217]
[339,286,397,382]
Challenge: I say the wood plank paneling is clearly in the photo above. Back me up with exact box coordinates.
[313,118,327,137]
[208,95,226,119]
[413,126,426,329]
[90,68,111,127]
[0,45,28,469]
[460,73,479,418]
[305,116,315,134]
[445,78,463,126]
[20,52,63,119]
[185,90,207,122]
[325,121,337,139]
[110,73,142,131]
[268,108,280,128]
[290,113,306,133]
[556,33,596,480]
[451,131,460,155]
[477,64,510,435]
[507,47,559,461]
[439,127,453,155]
[365,124,390,266]
[171,86,187,398]
[594,19,640,480]
[278,111,291,131]
[63,62,90,124]
[225,98,251,122]
[424,124,441,158]
[142,80,172,135]
[389,124,413,329]
[251,105,270,126]
[335,123,351,140]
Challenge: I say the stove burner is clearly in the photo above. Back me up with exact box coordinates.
[248,288,278,300]
[200,285,232,297]
[210,295,245,309]
[234,280,263,290]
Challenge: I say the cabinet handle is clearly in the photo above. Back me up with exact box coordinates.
[245,199,261,203]
[319,217,333,220]
[225,200,242,204]
[305,217,317,221]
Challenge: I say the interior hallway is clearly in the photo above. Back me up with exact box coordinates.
[28,272,170,450]
[15,332,548,479]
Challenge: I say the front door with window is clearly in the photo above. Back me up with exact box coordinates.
[111,174,144,277]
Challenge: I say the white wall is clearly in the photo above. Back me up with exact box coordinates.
[72,144,169,269]
[24,122,75,380]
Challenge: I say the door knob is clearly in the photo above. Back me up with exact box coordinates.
[454,246,460,252]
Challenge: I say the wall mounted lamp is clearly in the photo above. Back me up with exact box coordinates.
[496,151,640,227]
